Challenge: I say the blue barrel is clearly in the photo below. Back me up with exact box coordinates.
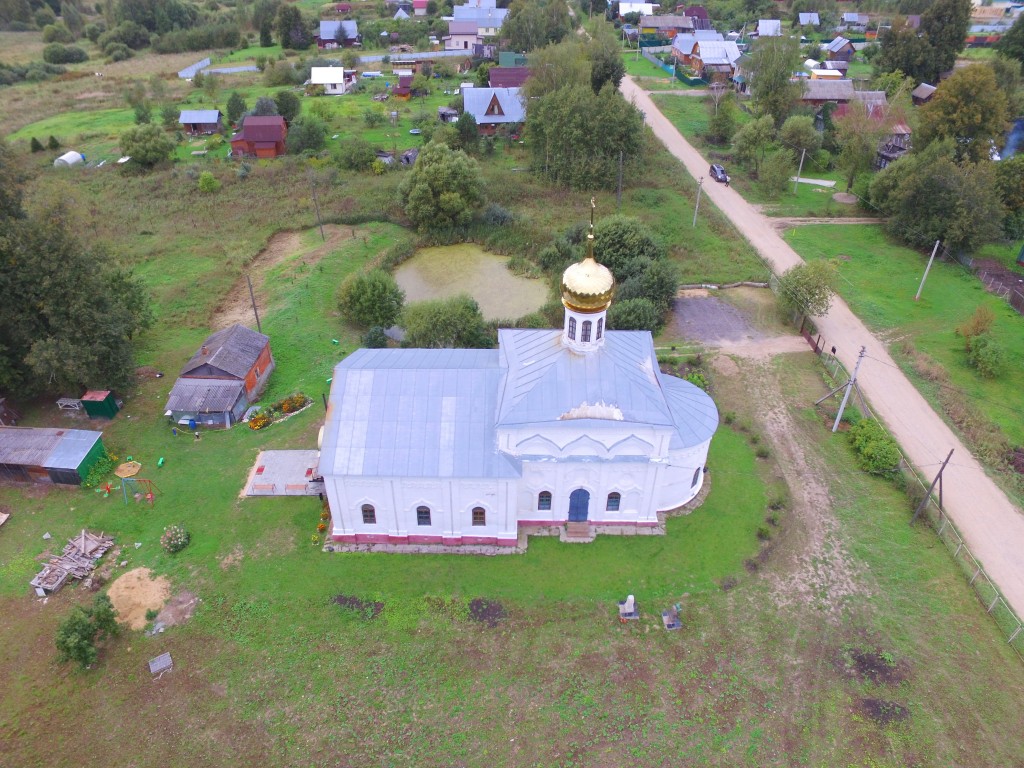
[188,418,196,430]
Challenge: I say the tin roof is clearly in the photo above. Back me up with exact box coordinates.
[180,324,269,379]
[179,109,220,124]
[826,36,852,52]
[233,116,286,143]
[0,427,102,470]
[695,40,741,65]
[639,14,694,29]
[798,12,820,25]
[464,87,525,124]
[801,78,854,101]
[319,20,359,40]
[488,66,530,88]
[757,19,781,36]
[165,378,246,414]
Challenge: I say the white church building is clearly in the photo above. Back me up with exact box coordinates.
[319,227,719,548]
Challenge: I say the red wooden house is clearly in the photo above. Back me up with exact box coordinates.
[230,116,287,159]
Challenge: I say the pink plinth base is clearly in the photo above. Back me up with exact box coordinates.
[331,533,516,547]
[517,519,659,527]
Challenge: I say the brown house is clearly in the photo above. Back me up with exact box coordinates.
[230,116,287,159]
[488,66,530,88]
[164,324,274,429]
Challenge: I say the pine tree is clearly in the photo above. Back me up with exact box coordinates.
[30,136,44,152]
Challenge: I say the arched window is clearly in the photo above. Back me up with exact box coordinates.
[538,491,552,511]
[606,492,621,511]
[416,505,431,526]
[567,317,577,340]
[361,504,376,525]
[581,320,592,342]
[691,467,702,487]
[472,507,486,526]
[596,318,603,340]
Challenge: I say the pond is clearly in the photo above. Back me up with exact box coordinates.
[394,244,549,321]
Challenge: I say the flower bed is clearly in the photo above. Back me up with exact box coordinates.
[248,393,312,430]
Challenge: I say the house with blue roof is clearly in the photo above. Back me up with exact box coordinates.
[179,109,221,135]
[319,220,719,549]
[463,87,525,135]
[317,20,360,49]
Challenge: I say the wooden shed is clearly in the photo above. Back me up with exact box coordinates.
[80,390,121,419]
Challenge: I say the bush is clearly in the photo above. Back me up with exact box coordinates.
[42,23,74,43]
[42,43,88,64]
[338,270,405,329]
[336,137,376,171]
[482,203,514,226]
[955,305,995,352]
[104,42,132,62]
[198,171,221,193]
[206,134,225,151]
[84,22,105,43]
[55,594,120,670]
[47,135,60,150]
[363,326,389,348]
[160,524,191,554]
[151,22,241,53]
[248,413,271,430]
[966,333,1006,378]
[848,419,901,475]
[30,136,44,152]
[98,21,150,51]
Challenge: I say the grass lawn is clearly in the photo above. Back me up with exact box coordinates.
[622,49,675,78]
[735,167,864,218]
[785,224,1024,446]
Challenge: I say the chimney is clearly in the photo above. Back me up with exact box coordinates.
[201,345,209,355]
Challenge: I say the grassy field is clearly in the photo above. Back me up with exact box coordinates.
[785,224,1024,446]
[735,168,865,218]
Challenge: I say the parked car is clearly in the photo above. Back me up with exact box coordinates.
[709,164,730,184]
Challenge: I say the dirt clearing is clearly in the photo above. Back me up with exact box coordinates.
[212,224,366,330]
[107,567,171,630]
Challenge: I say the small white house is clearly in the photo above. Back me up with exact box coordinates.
[53,151,84,168]
[310,66,357,95]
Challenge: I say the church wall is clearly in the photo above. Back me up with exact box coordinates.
[326,475,518,546]
[654,439,712,511]
[517,459,660,525]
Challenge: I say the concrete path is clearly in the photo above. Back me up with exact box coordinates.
[621,76,1024,618]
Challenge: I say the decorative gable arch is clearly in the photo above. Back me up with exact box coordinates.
[516,434,561,456]
[607,434,655,456]
[561,435,608,457]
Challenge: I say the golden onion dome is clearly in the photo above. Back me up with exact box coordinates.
[561,234,615,313]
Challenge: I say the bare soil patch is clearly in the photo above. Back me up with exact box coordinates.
[860,698,910,725]
[832,192,858,204]
[837,647,906,686]
[107,567,171,630]
[468,598,507,627]
[333,594,384,618]
[211,224,361,330]
[157,590,199,627]
[219,544,244,570]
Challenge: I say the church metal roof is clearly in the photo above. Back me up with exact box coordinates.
[321,330,719,480]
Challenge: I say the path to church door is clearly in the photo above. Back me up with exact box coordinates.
[568,489,590,522]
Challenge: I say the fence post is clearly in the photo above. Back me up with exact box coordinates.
[988,596,1000,613]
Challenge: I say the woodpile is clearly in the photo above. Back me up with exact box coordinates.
[30,530,114,595]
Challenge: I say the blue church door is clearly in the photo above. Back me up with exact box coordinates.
[568,489,590,522]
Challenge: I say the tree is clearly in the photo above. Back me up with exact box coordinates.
[869,141,1005,254]
[871,69,915,100]
[607,297,662,331]
[119,123,175,168]
[47,135,60,150]
[996,14,1024,62]
[336,137,376,170]
[30,136,44,153]
[159,103,178,129]
[522,39,590,100]
[276,3,311,49]
[833,100,884,191]
[776,261,838,317]
[874,18,934,83]
[338,269,405,329]
[285,115,327,153]
[455,111,478,152]
[588,29,625,94]
[61,1,83,36]
[987,55,1024,117]
[759,149,795,198]
[226,91,247,125]
[779,114,821,157]
[401,295,492,348]
[749,35,802,126]
[527,84,643,189]
[733,115,776,175]
[593,215,663,280]
[133,102,152,124]
[919,0,970,77]
[996,154,1024,238]
[398,141,484,231]
[260,17,273,47]
[202,72,219,101]
[274,89,301,123]
[42,42,88,63]
[706,97,738,144]
[918,65,1008,163]
[503,0,572,53]
[252,95,279,115]
[54,594,120,670]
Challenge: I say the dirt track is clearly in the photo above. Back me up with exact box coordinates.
[623,76,1024,618]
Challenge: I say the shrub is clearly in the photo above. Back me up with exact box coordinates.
[160,524,191,554]
[206,134,225,151]
[339,270,405,329]
[198,171,221,193]
[755,445,771,459]
[684,371,709,390]
[363,326,389,348]
[42,23,74,43]
[104,42,132,61]
[82,450,118,489]
[145,608,159,621]
[55,594,120,670]
[482,203,514,226]
[47,135,60,150]
[42,43,88,64]
[955,305,995,352]
[966,333,1006,378]
[848,419,901,475]
[248,413,271,430]
[756,525,771,541]
[30,136,44,153]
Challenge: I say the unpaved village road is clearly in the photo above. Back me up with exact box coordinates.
[621,76,1024,618]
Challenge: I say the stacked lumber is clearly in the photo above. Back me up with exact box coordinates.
[30,530,114,594]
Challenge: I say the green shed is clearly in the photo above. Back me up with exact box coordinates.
[80,390,120,419]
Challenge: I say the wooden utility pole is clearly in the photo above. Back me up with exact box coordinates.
[915,240,941,301]
[692,177,704,228]
[246,274,262,334]
[793,148,806,194]
[910,449,954,526]
[616,150,623,209]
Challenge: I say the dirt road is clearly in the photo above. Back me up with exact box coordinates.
[622,76,1024,618]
